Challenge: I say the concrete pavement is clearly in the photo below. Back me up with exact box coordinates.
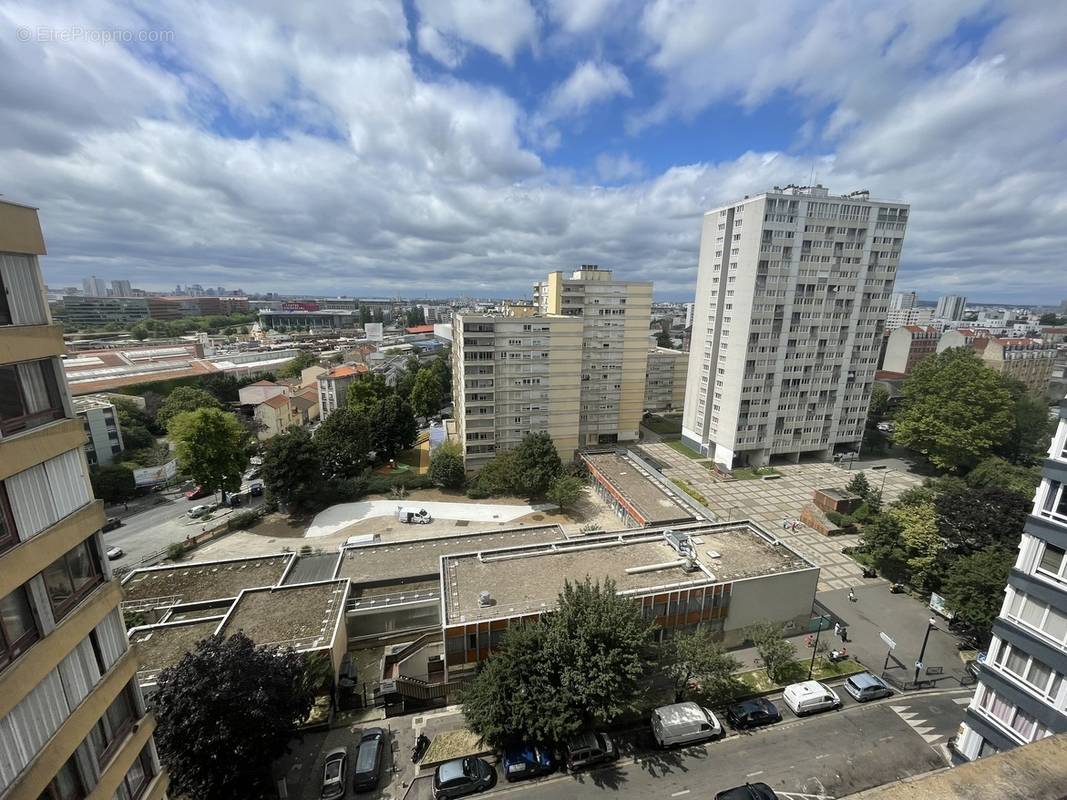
[305,500,554,539]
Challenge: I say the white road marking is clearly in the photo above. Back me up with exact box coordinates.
[954,697,971,705]
[815,753,830,760]
[746,770,765,777]
[671,791,691,797]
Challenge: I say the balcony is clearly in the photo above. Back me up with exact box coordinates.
[0,322,64,365]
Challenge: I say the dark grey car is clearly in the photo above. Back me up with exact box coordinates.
[353,727,386,792]
[431,757,496,799]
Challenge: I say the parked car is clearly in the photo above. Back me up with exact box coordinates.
[431,757,496,799]
[502,744,555,782]
[185,485,210,500]
[876,422,894,433]
[249,483,264,497]
[564,732,617,770]
[843,672,893,703]
[227,494,243,508]
[320,748,347,800]
[396,506,432,524]
[245,467,262,480]
[715,782,780,799]
[102,516,123,532]
[651,701,722,748]
[352,727,386,793]
[782,680,841,716]
[105,546,124,560]
[189,504,212,518]
[724,697,782,729]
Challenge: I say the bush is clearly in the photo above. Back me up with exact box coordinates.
[227,510,263,531]
[852,502,871,523]
[364,471,433,495]
[166,542,186,561]
[466,484,491,499]
[826,510,852,528]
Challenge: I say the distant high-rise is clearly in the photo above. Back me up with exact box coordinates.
[0,199,166,798]
[111,279,133,296]
[81,274,107,297]
[890,290,917,310]
[682,185,907,468]
[955,396,1067,760]
[935,294,967,320]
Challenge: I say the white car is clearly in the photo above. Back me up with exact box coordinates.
[396,506,433,524]
[189,504,212,518]
[106,546,124,560]
[782,680,841,716]
[651,701,722,748]
[876,422,894,433]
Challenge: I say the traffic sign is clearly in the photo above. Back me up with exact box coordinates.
[880,632,896,650]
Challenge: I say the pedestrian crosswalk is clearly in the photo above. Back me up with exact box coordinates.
[889,696,970,746]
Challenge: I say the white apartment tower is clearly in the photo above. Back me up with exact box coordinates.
[890,290,917,310]
[935,294,967,321]
[682,185,907,468]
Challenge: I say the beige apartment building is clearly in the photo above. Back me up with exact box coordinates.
[452,307,582,468]
[644,347,689,412]
[0,200,167,799]
[683,185,906,468]
[534,266,652,447]
[980,338,1057,394]
[881,325,940,375]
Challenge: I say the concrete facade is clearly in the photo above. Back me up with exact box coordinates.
[981,338,1057,394]
[452,309,582,468]
[935,294,967,321]
[881,325,940,375]
[317,364,366,420]
[0,200,166,800]
[956,398,1067,761]
[73,395,125,467]
[534,266,653,447]
[682,185,906,469]
[644,347,689,412]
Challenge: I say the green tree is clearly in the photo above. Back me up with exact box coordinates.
[111,396,155,450]
[845,472,871,500]
[276,350,318,379]
[893,349,1014,471]
[153,633,314,800]
[941,549,1013,642]
[1039,312,1065,325]
[394,357,423,402]
[745,621,797,684]
[410,367,444,418]
[201,373,242,403]
[546,474,586,511]
[168,409,249,497]
[656,329,673,348]
[157,386,223,429]
[346,373,391,410]
[860,515,908,581]
[867,385,890,419]
[313,406,372,479]
[965,456,1041,497]
[261,427,323,513]
[512,432,563,496]
[664,627,741,702]
[468,450,518,497]
[368,395,417,460]
[888,501,942,591]
[430,356,452,404]
[935,484,1031,559]
[428,442,466,490]
[463,578,655,749]
[996,378,1055,466]
[89,465,137,504]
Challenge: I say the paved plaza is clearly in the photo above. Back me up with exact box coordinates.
[635,444,923,591]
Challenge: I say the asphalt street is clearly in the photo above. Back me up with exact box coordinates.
[102,484,264,569]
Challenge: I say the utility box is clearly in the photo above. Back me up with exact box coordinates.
[813,488,862,515]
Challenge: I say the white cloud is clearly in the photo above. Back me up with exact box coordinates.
[416,24,465,69]
[413,0,538,65]
[545,0,625,34]
[0,0,1065,305]
[542,60,631,121]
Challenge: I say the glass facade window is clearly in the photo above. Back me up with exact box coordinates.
[42,539,104,621]
[36,754,85,800]
[0,482,16,553]
[0,359,64,436]
[1,585,40,669]
[89,684,138,767]
[111,745,155,800]
[1038,542,1067,582]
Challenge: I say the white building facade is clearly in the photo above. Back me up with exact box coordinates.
[73,395,125,467]
[935,294,967,321]
[682,185,906,468]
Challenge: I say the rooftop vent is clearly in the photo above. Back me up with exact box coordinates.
[478,591,493,608]
[706,550,721,559]
[664,530,695,559]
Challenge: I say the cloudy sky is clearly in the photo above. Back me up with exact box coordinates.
[2,1,1065,302]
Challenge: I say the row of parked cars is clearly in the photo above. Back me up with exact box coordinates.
[321,672,894,799]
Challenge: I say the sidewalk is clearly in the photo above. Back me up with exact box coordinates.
[817,584,970,688]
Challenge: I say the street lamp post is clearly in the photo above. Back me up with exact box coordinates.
[808,615,831,680]
[913,617,937,687]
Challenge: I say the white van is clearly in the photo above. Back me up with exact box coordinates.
[782,680,841,716]
[651,702,722,748]
[395,507,433,524]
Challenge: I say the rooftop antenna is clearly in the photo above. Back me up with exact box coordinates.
[808,160,816,188]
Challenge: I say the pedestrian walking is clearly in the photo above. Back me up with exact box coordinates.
[833,622,841,639]
[782,518,789,530]
[840,626,849,643]
[791,519,799,531]
[848,588,856,603]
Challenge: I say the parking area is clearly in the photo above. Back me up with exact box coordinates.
[635,445,923,591]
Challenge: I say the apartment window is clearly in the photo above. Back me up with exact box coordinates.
[42,539,104,621]
[0,482,16,554]
[37,754,86,800]
[88,683,138,767]
[994,641,1063,701]
[0,270,11,325]
[1037,542,1067,583]
[0,359,64,435]
[112,744,155,800]
[1039,480,1067,522]
[1,585,40,670]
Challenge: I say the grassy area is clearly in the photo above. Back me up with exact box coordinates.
[730,466,781,480]
[423,729,489,765]
[665,439,704,459]
[671,478,710,506]
[643,414,683,435]
[736,657,864,695]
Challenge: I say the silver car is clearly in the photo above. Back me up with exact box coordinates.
[320,748,347,799]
